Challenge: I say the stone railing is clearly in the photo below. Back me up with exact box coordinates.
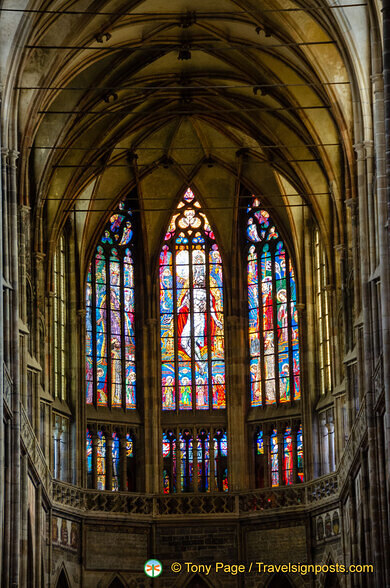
[20,404,52,496]
[52,474,339,518]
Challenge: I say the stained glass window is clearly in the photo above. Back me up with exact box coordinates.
[112,433,120,491]
[270,429,279,487]
[256,430,264,455]
[162,431,177,494]
[86,201,136,408]
[247,198,300,406]
[160,188,225,411]
[180,430,194,492]
[197,430,210,491]
[96,431,106,490]
[314,229,331,395]
[214,430,228,492]
[86,429,92,488]
[283,427,293,485]
[53,235,67,401]
[297,425,304,482]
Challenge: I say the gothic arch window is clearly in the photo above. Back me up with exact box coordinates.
[160,188,227,493]
[246,198,300,406]
[53,234,67,401]
[86,201,136,409]
[160,188,225,412]
[314,228,331,395]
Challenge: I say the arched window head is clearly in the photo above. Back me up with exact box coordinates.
[160,187,225,412]
[246,198,300,406]
[86,201,136,409]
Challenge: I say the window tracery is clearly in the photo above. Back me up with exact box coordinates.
[160,188,225,412]
[85,201,136,409]
[246,198,300,406]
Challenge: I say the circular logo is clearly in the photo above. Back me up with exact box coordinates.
[144,559,163,578]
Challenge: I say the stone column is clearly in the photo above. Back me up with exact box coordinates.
[354,141,383,583]
[374,36,390,536]
[143,318,160,493]
[120,436,128,491]
[8,148,22,587]
[225,315,248,490]
[77,309,87,487]
[263,432,270,487]
[176,428,182,493]
[106,433,113,491]
[210,430,216,492]
[292,426,298,485]
[193,428,198,493]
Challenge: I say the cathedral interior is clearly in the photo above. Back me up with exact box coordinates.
[0,0,390,586]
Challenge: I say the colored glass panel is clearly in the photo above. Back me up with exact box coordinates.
[283,428,293,485]
[97,431,106,490]
[256,430,264,455]
[197,431,210,491]
[160,188,226,411]
[86,430,92,474]
[85,201,136,408]
[270,430,279,487]
[246,197,301,406]
[297,426,304,482]
[112,433,120,491]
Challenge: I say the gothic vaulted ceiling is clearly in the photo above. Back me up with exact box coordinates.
[5,0,368,278]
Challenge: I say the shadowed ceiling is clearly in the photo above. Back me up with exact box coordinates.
[10,0,360,279]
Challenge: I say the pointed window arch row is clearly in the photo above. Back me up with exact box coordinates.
[160,187,226,412]
[246,197,301,407]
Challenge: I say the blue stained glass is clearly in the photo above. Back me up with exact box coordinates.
[112,433,120,490]
[256,431,264,454]
[160,188,225,416]
[86,430,92,474]
[86,198,136,408]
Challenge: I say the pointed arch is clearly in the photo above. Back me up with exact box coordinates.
[85,198,136,409]
[55,568,70,588]
[160,187,226,412]
[246,197,300,407]
[266,573,295,588]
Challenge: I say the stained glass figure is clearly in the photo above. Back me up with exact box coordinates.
[180,430,194,492]
[112,433,120,491]
[214,429,228,492]
[270,429,279,487]
[197,430,210,492]
[297,425,304,482]
[246,197,300,406]
[283,428,293,485]
[162,431,177,494]
[97,431,106,490]
[160,188,226,411]
[86,201,136,408]
[86,429,92,488]
[256,430,264,455]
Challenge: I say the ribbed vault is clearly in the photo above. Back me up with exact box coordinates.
[12,0,358,280]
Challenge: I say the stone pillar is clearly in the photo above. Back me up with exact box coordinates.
[143,318,160,493]
[77,309,87,487]
[8,149,21,587]
[292,426,298,485]
[120,436,128,491]
[193,428,198,493]
[210,430,216,492]
[225,315,248,490]
[374,27,390,536]
[354,141,384,583]
[106,433,113,491]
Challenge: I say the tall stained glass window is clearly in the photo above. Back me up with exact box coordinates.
[53,235,67,401]
[86,201,136,408]
[160,188,225,411]
[247,198,300,406]
[297,425,304,482]
[270,429,279,487]
[314,229,331,395]
[283,427,293,485]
